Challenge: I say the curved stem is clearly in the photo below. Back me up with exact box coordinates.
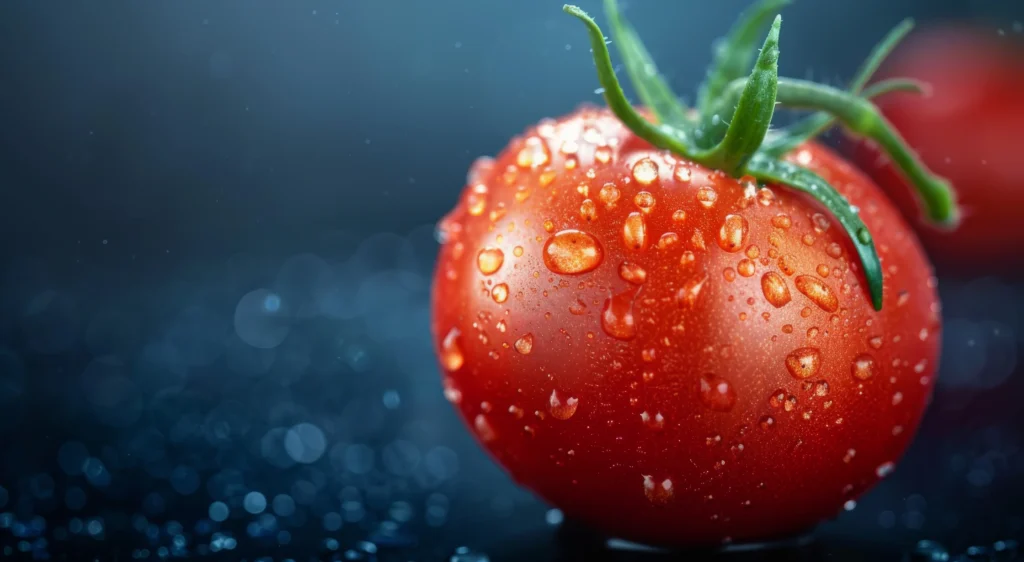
[762,77,928,156]
[604,0,691,127]
[849,18,914,93]
[745,155,884,310]
[692,16,781,175]
[563,5,696,157]
[697,0,792,115]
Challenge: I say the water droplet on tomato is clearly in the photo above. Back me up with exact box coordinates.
[657,232,679,250]
[851,354,876,380]
[513,246,524,258]
[785,347,821,379]
[601,289,637,341]
[737,259,755,277]
[777,254,796,276]
[474,414,497,442]
[514,334,534,355]
[548,390,579,421]
[672,209,687,223]
[477,247,505,275]
[568,297,588,315]
[516,136,551,169]
[699,374,736,412]
[674,165,692,183]
[579,199,597,222]
[594,146,612,164]
[634,191,656,214]
[795,275,839,312]
[761,272,792,307]
[643,475,674,505]
[815,380,829,396]
[696,186,718,208]
[441,328,464,371]
[542,230,604,275]
[623,212,648,250]
[759,415,775,429]
[619,262,647,285]
[875,461,895,478]
[640,410,665,430]
[717,214,749,252]
[599,183,620,208]
[676,272,709,309]
[772,214,792,229]
[491,283,509,303]
[632,157,659,185]
[826,243,843,258]
[868,336,883,349]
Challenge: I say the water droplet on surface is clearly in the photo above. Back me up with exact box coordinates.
[516,136,551,169]
[514,334,534,355]
[602,290,637,341]
[868,336,883,349]
[737,259,755,277]
[676,272,709,309]
[643,475,674,505]
[697,186,718,208]
[441,329,464,371]
[513,246,524,257]
[542,230,604,274]
[717,215,749,252]
[761,272,792,307]
[699,374,737,412]
[491,284,509,304]
[474,414,496,442]
[875,461,895,478]
[795,275,839,312]
[549,390,579,420]
[786,347,821,379]
[778,252,794,274]
[623,212,648,250]
[477,247,505,275]
[657,232,679,250]
[579,199,597,222]
[568,298,588,315]
[674,165,692,183]
[632,158,659,185]
[892,392,903,405]
[594,146,612,164]
[633,191,657,214]
[443,377,462,404]
[815,380,829,396]
[897,291,910,306]
[759,415,775,429]
[851,354,876,380]
[672,209,687,223]
[826,243,843,258]
[640,410,665,430]
[619,262,647,285]
[772,214,792,229]
[598,183,620,208]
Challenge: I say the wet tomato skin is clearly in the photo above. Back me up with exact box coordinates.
[431,108,940,546]
[852,26,1024,269]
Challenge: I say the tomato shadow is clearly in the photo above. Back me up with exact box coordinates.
[488,517,906,562]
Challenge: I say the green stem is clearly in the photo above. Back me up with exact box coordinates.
[563,5,697,156]
[697,0,792,115]
[604,0,691,128]
[745,155,884,310]
[762,77,927,156]
[692,16,781,175]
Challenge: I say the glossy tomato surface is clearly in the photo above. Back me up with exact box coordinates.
[431,107,941,546]
[852,26,1024,269]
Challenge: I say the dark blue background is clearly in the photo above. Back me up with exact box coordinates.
[0,1,1022,560]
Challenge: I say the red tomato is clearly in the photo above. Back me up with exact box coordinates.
[852,26,1024,269]
[431,107,941,546]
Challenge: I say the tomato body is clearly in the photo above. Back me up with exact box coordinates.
[851,26,1024,269]
[431,108,940,546]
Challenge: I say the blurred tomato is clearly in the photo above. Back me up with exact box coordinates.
[852,26,1024,269]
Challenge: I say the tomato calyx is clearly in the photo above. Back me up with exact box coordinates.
[562,0,961,312]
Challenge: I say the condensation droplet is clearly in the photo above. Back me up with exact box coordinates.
[474,414,496,442]
[623,212,648,250]
[851,354,876,380]
[717,214,749,252]
[676,272,709,309]
[580,199,597,222]
[619,262,647,285]
[699,374,737,412]
[549,390,579,420]
[543,230,604,274]
[795,275,839,312]
[632,158,659,186]
[441,328,464,371]
[697,186,718,208]
[492,283,509,303]
[875,461,895,478]
[477,247,505,275]
[772,214,792,229]
[868,336,883,349]
[826,243,843,258]
[602,289,637,341]
[599,183,620,208]
[514,334,534,355]
[761,272,792,307]
[516,136,551,169]
[643,475,674,505]
[785,347,821,379]
[759,415,775,429]
[640,410,665,430]
[672,209,687,223]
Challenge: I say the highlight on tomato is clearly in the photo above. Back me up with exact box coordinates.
[431,0,959,547]
[850,24,1024,271]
